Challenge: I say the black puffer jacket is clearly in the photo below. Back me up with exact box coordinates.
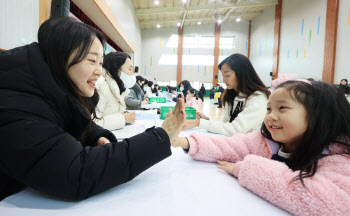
[0,43,171,201]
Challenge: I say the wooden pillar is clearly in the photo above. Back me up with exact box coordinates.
[272,0,282,79]
[39,0,52,26]
[177,26,184,85]
[322,0,339,83]
[213,23,220,87]
[248,20,251,59]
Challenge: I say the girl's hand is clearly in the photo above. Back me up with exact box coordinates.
[182,118,200,130]
[97,137,110,146]
[196,111,209,120]
[161,97,186,142]
[171,137,189,149]
[122,112,136,124]
[141,99,148,105]
[217,161,235,175]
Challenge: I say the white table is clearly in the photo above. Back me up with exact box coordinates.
[140,102,176,109]
[0,117,290,216]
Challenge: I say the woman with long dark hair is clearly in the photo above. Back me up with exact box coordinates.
[94,52,136,130]
[0,16,186,201]
[183,54,269,136]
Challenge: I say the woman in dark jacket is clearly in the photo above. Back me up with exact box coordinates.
[0,17,185,201]
[173,80,192,102]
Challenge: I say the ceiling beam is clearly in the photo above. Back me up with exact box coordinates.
[140,12,263,25]
[135,0,278,16]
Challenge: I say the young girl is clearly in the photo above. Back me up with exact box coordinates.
[185,88,202,110]
[172,80,350,215]
[0,17,186,201]
[183,54,270,136]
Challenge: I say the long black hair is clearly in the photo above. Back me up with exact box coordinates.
[219,54,270,112]
[38,16,105,142]
[136,75,145,86]
[179,80,191,89]
[103,52,131,91]
[261,80,350,184]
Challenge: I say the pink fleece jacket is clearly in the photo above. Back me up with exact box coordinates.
[187,131,350,215]
[185,97,202,110]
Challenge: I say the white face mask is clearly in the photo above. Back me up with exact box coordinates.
[180,87,184,91]
[143,86,147,91]
[119,71,136,89]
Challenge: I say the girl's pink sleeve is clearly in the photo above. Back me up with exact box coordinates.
[233,154,350,215]
[188,131,271,162]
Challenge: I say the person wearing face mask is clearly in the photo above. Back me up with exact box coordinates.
[125,75,149,110]
[173,80,192,102]
[93,52,136,130]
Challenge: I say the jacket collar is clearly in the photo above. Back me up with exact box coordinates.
[27,43,89,139]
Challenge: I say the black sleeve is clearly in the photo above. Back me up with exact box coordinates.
[0,117,171,201]
[84,122,117,147]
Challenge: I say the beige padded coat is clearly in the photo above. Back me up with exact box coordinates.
[94,69,130,130]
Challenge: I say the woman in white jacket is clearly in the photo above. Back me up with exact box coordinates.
[183,54,270,136]
[94,52,136,130]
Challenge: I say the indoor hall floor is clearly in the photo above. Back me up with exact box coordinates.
[198,97,225,121]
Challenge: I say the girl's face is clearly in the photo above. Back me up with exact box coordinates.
[340,80,347,85]
[67,37,103,97]
[264,88,308,153]
[186,90,193,98]
[221,63,238,91]
[119,58,134,76]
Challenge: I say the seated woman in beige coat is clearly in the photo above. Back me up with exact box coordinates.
[94,52,136,130]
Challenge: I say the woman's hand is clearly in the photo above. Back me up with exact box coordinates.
[217,161,235,175]
[197,111,209,120]
[141,99,148,105]
[97,137,111,146]
[161,97,186,142]
[171,137,189,149]
[122,112,136,124]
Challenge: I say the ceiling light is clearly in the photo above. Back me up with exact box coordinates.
[182,0,187,3]
[197,21,201,25]
[157,24,160,28]
[177,22,181,27]
[154,0,159,5]
[236,18,241,22]
[218,19,222,24]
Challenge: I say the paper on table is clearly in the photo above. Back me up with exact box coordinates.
[112,125,146,139]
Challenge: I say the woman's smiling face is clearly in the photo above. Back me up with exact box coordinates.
[67,37,104,97]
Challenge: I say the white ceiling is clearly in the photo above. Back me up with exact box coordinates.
[132,0,278,29]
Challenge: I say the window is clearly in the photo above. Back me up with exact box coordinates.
[167,34,178,48]
[203,82,212,90]
[192,81,200,90]
[199,36,214,48]
[170,80,177,87]
[218,82,227,89]
[220,36,234,49]
[183,35,197,48]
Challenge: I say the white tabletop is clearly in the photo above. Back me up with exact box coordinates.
[141,102,176,109]
[0,117,289,216]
